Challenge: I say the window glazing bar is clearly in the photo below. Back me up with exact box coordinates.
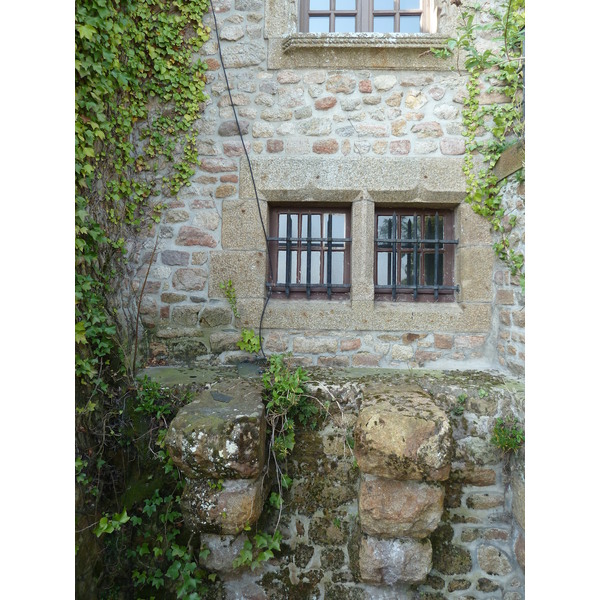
[326,213,333,299]
[285,213,292,298]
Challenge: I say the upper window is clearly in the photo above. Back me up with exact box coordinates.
[375,209,458,302]
[268,206,351,299]
[299,0,431,34]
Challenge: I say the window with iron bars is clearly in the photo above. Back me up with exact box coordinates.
[299,0,432,34]
[375,209,458,301]
[267,207,351,299]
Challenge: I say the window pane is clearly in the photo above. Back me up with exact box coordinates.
[277,250,298,284]
[335,0,356,9]
[373,16,395,32]
[279,213,298,238]
[400,253,418,286]
[424,254,443,286]
[327,213,346,246]
[325,251,345,284]
[399,15,421,32]
[300,251,322,284]
[309,16,330,32]
[334,16,356,32]
[374,0,395,9]
[377,252,392,285]
[377,215,394,248]
[310,0,330,9]
[301,213,322,241]
[400,0,421,9]
[401,216,420,247]
[424,215,443,248]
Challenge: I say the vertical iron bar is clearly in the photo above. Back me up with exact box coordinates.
[391,212,397,300]
[326,213,333,299]
[413,213,418,300]
[285,213,292,298]
[306,213,312,299]
[434,212,439,301]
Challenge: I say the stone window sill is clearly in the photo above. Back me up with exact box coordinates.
[282,32,449,53]
[268,33,452,71]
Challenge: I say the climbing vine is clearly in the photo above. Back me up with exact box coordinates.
[434,0,525,284]
[75,0,210,396]
[75,0,214,595]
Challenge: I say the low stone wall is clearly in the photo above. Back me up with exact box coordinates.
[163,367,524,599]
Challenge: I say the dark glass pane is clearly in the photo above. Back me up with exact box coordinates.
[374,0,395,9]
[309,16,330,32]
[401,216,420,247]
[373,16,395,32]
[399,15,421,32]
[310,0,330,10]
[424,215,443,248]
[400,0,421,9]
[377,252,392,285]
[424,254,443,286]
[377,215,394,248]
[400,253,418,286]
[335,0,356,9]
[334,16,356,32]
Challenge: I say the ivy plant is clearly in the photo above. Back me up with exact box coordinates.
[433,0,525,286]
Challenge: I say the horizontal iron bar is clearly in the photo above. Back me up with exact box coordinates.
[267,283,351,289]
[375,238,458,244]
[268,236,351,243]
[375,284,459,291]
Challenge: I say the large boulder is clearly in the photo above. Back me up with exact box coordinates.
[354,383,452,482]
[359,535,432,585]
[166,380,266,479]
[359,475,444,539]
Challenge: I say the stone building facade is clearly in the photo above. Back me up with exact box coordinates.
[134,0,525,378]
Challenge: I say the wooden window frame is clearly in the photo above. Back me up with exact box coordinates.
[374,208,457,303]
[268,206,352,300]
[299,0,432,34]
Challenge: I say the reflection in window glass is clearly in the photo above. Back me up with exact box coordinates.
[401,216,420,247]
[335,0,356,9]
[279,213,298,238]
[310,0,330,10]
[309,16,331,32]
[399,15,421,32]
[373,16,395,32]
[377,216,394,248]
[334,16,356,32]
[400,0,421,9]
[374,0,395,9]
[300,251,322,284]
[424,215,443,248]
[325,252,345,284]
[400,253,418,286]
[424,254,443,286]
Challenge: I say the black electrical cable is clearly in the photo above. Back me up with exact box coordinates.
[208,0,273,358]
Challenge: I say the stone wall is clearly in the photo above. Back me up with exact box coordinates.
[131,0,524,377]
[163,367,525,599]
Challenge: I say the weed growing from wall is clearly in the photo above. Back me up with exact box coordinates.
[433,0,525,286]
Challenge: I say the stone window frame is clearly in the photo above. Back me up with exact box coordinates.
[219,156,494,336]
[298,0,434,34]
[265,1,453,70]
[267,205,352,299]
[374,207,457,303]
